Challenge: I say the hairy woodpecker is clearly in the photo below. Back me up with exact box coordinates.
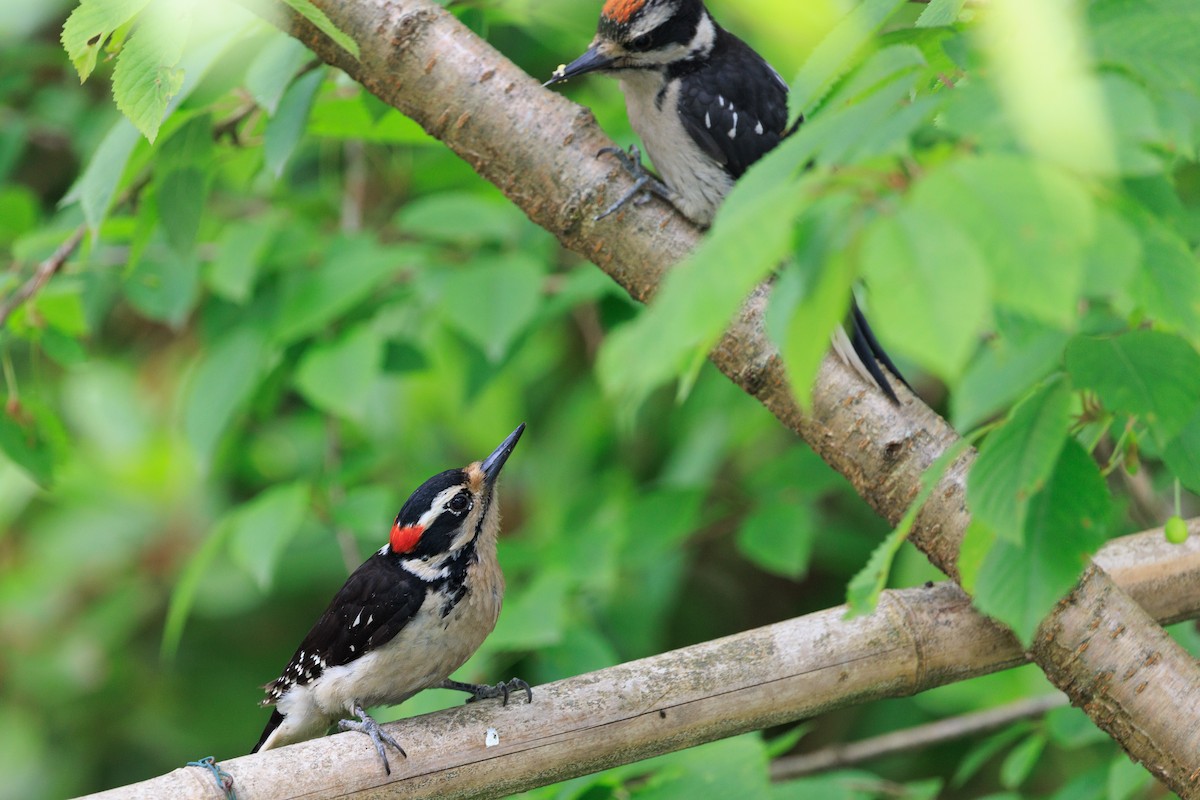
[546,0,908,402]
[251,424,530,774]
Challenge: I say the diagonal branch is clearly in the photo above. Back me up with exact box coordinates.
[74,524,1200,799]
[0,226,85,328]
[251,0,1200,792]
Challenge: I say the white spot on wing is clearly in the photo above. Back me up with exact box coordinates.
[353,611,362,627]
[755,121,764,135]
[705,111,711,129]
[718,95,725,107]
[728,112,738,138]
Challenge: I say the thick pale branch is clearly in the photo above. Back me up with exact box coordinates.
[75,525,1200,800]
[250,0,1200,791]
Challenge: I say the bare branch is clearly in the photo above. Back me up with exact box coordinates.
[0,226,85,329]
[771,694,1068,780]
[73,524,1200,800]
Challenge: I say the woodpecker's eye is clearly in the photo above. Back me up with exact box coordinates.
[446,494,471,515]
[626,32,654,51]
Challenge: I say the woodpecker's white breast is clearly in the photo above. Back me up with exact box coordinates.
[619,71,732,227]
[265,552,505,750]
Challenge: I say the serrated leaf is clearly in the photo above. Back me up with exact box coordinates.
[227,482,311,591]
[279,0,360,59]
[1065,330,1200,445]
[157,167,207,255]
[1163,409,1200,495]
[736,499,816,579]
[264,68,324,178]
[436,252,543,363]
[182,325,277,466]
[111,1,191,142]
[916,0,965,27]
[973,439,1112,644]
[294,325,383,421]
[205,219,277,303]
[61,0,153,82]
[1090,0,1200,97]
[968,377,1071,544]
[859,206,988,381]
[1133,217,1200,337]
[909,155,1094,327]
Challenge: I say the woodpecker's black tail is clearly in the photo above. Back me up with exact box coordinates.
[252,708,285,754]
[849,299,909,405]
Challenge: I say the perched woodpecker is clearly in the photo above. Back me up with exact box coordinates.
[546,0,908,402]
[251,424,530,774]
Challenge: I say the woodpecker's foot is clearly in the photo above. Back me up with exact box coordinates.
[338,704,406,775]
[594,145,672,220]
[438,677,533,705]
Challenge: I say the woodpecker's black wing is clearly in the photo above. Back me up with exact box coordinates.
[260,554,426,707]
[672,29,790,179]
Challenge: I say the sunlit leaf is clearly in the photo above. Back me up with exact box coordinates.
[227,481,311,591]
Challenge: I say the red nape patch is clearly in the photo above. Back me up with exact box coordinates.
[390,524,424,554]
[602,0,645,24]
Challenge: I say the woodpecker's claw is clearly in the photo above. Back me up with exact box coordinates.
[338,704,406,775]
[438,677,533,705]
[595,144,672,220]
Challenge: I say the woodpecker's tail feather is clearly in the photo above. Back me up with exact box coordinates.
[830,300,908,404]
[252,708,285,754]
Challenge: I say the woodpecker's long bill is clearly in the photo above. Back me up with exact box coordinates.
[251,424,530,774]
[547,0,910,403]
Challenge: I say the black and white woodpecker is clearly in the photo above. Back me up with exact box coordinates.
[545,0,908,402]
[251,424,530,774]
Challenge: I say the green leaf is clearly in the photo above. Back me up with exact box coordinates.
[394,192,527,247]
[486,571,569,650]
[0,407,56,487]
[111,1,191,142]
[227,481,311,591]
[294,325,383,422]
[999,733,1046,790]
[278,0,360,59]
[736,499,816,579]
[859,206,989,381]
[1163,409,1200,495]
[791,0,909,112]
[157,167,207,255]
[1106,754,1153,800]
[1065,330,1200,444]
[182,326,278,466]
[909,155,1095,327]
[597,174,806,412]
[916,0,965,27]
[205,219,277,303]
[1090,0,1200,97]
[1081,205,1140,301]
[161,514,234,659]
[974,439,1113,644]
[245,35,312,115]
[435,252,543,363]
[633,735,770,800]
[846,435,975,616]
[952,724,1029,788]
[60,0,153,82]
[952,315,1070,431]
[1132,217,1200,336]
[264,68,324,178]
[123,248,199,327]
[968,377,1072,544]
[272,235,406,344]
[59,117,140,234]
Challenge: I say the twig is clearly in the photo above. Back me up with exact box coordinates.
[770,693,1068,780]
[0,226,86,329]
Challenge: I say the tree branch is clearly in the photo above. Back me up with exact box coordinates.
[75,523,1200,800]
[245,0,1200,792]
[0,226,85,329]
[770,693,1069,780]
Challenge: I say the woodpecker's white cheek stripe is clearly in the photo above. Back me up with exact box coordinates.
[687,12,716,57]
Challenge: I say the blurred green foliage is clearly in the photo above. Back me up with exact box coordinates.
[2,0,1199,798]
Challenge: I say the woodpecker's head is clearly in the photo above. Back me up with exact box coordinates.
[385,424,524,566]
[545,0,713,85]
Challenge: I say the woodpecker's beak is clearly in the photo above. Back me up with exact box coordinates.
[481,423,525,486]
[544,45,616,86]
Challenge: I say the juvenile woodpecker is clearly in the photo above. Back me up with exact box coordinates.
[251,424,530,774]
[546,0,908,402]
